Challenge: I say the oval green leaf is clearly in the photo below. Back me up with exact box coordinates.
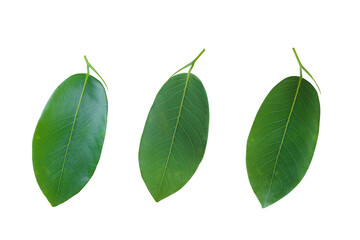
[33,70,107,206]
[246,76,320,208]
[139,71,209,202]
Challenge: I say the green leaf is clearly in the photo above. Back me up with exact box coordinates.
[139,50,209,202]
[33,58,108,207]
[246,49,320,208]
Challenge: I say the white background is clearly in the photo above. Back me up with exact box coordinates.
[1,0,359,239]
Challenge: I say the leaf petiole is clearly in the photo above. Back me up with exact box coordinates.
[292,48,321,93]
[170,49,205,78]
[84,56,108,90]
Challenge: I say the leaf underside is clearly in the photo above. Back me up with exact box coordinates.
[246,76,320,208]
[33,74,107,207]
[139,73,209,202]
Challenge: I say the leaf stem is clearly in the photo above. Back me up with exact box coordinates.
[191,49,205,65]
[170,49,205,78]
[292,48,321,93]
[84,56,108,90]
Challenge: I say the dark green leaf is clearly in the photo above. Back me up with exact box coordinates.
[246,76,320,208]
[33,72,107,207]
[139,72,209,202]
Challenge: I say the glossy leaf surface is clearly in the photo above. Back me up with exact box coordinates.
[247,76,320,208]
[33,73,107,206]
[139,72,209,202]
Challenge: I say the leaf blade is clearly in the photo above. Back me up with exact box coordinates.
[33,74,107,206]
[246,76,320,208]
[139,73,209,202]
